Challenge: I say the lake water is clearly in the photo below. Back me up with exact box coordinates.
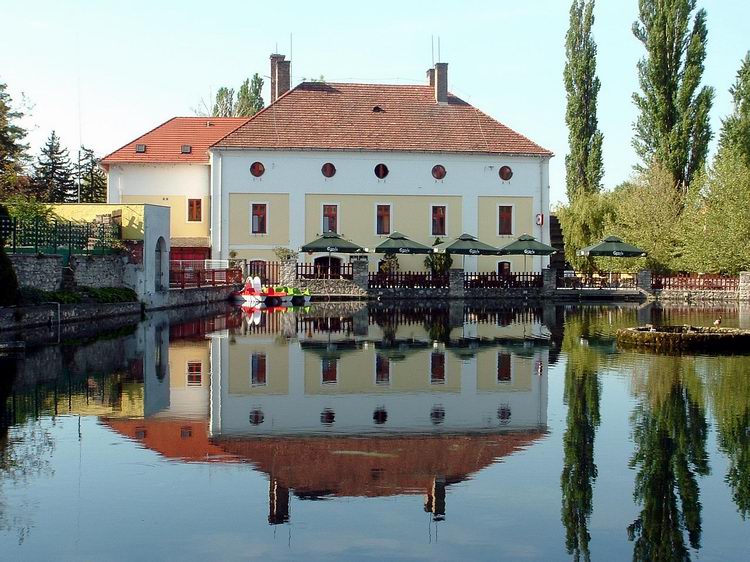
[1,302,749,561]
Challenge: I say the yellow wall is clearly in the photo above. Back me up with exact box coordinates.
[476,349,533,392]
[168,341,210,389]
[477,196,534,272]
[227,340,290,395]
[304,348,461,394]
[120,195,209,239]
[51,203,149,241]
[303,194,462,270]
[228,193,290,247]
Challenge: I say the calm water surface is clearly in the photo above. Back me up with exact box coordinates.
[1,302,749,561]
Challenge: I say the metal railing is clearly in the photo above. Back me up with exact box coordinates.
[464,272,543,289]
[368,271,449,289]
[169,259,229,271]
[170,267,243,289]
[652,273,739,292]
[0,216,121,255]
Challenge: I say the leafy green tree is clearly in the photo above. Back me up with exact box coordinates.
[0,81,30,198]
[564,0,604,200]
[718,52,750,166]
[627,358,709,561]
[560,314,602,562]
[556,191,612,272]
[212,87,235,118]
[32,131,75,202]
[76,146,106,203]
[603,163,684,272]
[632,0,714,186]
[424,237,453,274]
[3,194,53,222]
[0,204,19,306]
[680,148,750,274]
[235,73,264,116]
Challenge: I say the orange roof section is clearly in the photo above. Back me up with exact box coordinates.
[213,82,553,156]
[101,117,249,167]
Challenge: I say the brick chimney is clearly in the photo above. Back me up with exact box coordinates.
[270,54,291,103]
[434,62,448,104]
[426,68,435,87]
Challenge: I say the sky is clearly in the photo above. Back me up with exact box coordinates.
[2,0,748,205]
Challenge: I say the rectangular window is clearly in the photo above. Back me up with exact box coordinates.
[251,203,267,234]
[430,352,445,384]
[187,361,202,386]
[251,353,267,386]
[497,353,512,382]
[431,206,446,236]
[322,358,338,384]
[498,206,513,235]
[375,354,390,385]
[188,198,202,222]
[323,205,338,233]
[376,204,391,235]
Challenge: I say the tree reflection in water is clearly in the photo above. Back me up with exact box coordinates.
[627,357,709,562]
[560,314,602,562]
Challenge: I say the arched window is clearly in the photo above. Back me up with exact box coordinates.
[497,261,511,276]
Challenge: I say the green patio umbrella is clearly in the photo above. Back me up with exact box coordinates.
[441,233,499,268]
[374,232,433,255]
[577,236,647,258]
[498,233,557,271]
[300,231,366,279]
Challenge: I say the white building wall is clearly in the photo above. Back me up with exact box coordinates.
[212,149,551,270]
[107,163,210,203]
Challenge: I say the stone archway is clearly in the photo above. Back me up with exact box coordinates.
[155,236,168,291]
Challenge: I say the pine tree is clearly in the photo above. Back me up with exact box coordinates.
[235,73,264,117]
[0,81,30,197]
[32,131,76,202]
[564,0,604,200]
[632,0,714,187]
[719,52,750,166]
[76,146,107,203]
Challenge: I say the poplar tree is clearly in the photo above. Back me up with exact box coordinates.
[719,52,750,166]
[76,146,107,203]
[0,81,29,197]
[564,0,603,200]
[235,73,264,117]
[32,131,75,202]
[632,0,714,186]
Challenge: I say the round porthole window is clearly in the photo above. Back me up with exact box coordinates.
[499,165,513,181]
[321,162,336,178]
[430,405,446,425]
[373,407,388,424]
[374,163,389,179]
[432,164,447,180]
[320,409,335,425]
[250,161,265,177]
[249,409,265,425]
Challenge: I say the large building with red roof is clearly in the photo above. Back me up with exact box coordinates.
[103,55,553,271]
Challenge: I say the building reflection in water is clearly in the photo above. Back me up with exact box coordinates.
[98,304,550,525]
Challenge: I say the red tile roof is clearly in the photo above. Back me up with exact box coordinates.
[213,82,552,156]
[101,117,249,167]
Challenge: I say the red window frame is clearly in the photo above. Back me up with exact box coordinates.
[375,354,390,384]
[322,358,338,384]
[431,352,445,384]
[251,203,267,234]
[323,205,338,233]
[376,204,391,235]
[431,206,446,236]
[187,198,202,222]
[187,361,202,386]
[497,353,511,382]
[251,353,267,386]
[498,206,513,235]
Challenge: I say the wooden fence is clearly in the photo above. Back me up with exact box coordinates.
[297,262,353,280]
[248,260,281,285]
[556,272,637,290]
[652,273,739,291]
[464,272,543,289]
[170,268,243,289]
[368,271,449,289]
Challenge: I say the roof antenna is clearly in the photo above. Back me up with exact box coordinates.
[290,32,293,84]
[431,35,434,67]
[438,37,441,63]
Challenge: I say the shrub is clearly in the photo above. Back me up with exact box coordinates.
[273,246,298,260]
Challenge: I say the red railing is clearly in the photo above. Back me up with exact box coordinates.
[556,271,637,290]
[297,262,353,280]
[170,267,243,289]
[464,272,543,289]
[247,260,281,286]
[368,271,449,289]
[652,273,739,291]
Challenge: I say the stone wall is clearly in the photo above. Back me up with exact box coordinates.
[0,301,142,331]
[654,289,739,303]
[150,285,237,310]
[9,254,64,291]
[69,254,126,288]
[297,278,368,298]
